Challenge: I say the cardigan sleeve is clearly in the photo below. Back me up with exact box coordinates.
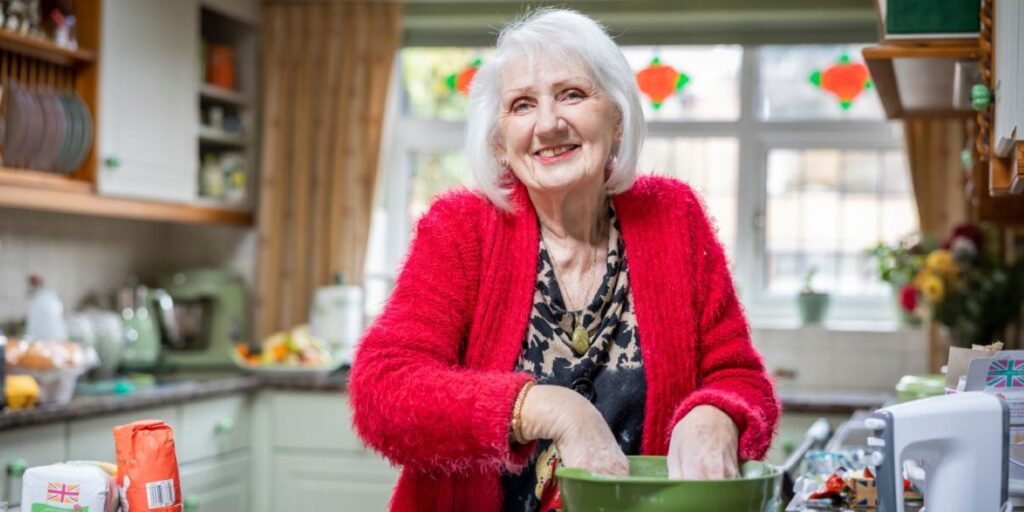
[668,186,781,461]
[348,194,536,475]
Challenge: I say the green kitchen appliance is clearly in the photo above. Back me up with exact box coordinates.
[557,456,782,512]
[158,268,249,368]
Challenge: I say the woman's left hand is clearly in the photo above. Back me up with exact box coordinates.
[667,405,739,480]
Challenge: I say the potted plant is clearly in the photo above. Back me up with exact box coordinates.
[797,266,829,325]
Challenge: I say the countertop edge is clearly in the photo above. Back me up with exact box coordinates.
[1,375,890,432]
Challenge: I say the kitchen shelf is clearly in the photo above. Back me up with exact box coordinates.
[0,168,252,225]
[199,83,252,106]
[862,40,980,119]
[0,168,92,193]
[199,126,248,147]
[0,29,96,66]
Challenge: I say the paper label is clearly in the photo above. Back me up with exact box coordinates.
[146,479,175,509]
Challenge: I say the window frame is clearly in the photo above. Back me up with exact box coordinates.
[371,44,911,328]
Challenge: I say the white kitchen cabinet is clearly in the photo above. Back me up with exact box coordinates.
[264,391,399,511]
[992,0,1022,157]
[97,0,199,202]
[178,395,252,465]
[273,453,397,512]
[180,452,250,512]
[67,405,180,462]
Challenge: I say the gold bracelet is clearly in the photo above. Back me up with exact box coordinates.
[511,381,535,445]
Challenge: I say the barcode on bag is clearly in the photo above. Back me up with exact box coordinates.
[146,479,176,508]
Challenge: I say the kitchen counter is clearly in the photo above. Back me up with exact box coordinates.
[777,388,891,414]
[0,370,349,431]
[0,371,887,432]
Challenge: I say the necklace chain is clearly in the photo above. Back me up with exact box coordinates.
[540,223,604,314]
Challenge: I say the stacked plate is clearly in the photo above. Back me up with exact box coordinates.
[2,80,93,173]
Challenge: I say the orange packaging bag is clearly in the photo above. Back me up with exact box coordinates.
[114,419,183,512]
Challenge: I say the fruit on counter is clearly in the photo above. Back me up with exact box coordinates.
[5,374,40,410]
[235,325,331,366]
[6,338,95,370]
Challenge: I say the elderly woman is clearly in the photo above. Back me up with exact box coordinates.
[349,8,779,512]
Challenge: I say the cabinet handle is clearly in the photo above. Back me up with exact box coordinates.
[972,83,992,111]
[104,156,121,169]
[7,458,26,477]
[214,418,234,435]
[184,495,199,512]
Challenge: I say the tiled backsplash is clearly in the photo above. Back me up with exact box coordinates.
[753,325,928,393]
[0,209,255,324]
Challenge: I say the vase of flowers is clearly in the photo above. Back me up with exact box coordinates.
[899,224,1024,347]
[867,235,937,326]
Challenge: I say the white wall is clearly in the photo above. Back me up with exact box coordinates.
[753,325,928,393]
[0,209,256,327]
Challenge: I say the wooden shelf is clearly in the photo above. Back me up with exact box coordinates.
[0,168,252,225]
[862,41,980,119]
[199,83,251,106]
[0,29,96,66]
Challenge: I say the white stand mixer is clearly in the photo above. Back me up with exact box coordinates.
[867,392,1010,512]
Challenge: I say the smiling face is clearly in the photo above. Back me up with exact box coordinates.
[494,54,621,198]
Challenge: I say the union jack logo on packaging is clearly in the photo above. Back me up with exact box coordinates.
[46,481,81,504]
[987,359,1024,388]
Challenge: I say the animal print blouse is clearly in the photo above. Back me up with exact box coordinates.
[501,206,647,512]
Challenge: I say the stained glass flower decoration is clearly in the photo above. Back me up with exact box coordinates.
[446,58,481,96]
[809,54,873,110]
[635,56,689,110]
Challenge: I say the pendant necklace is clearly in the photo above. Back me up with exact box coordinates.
[541,225,604,356]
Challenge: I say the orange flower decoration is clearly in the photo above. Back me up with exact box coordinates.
[636,56,689,110]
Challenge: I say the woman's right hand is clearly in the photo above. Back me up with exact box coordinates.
[519,384,629,477]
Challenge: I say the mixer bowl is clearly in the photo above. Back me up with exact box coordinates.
[556,456,782,512]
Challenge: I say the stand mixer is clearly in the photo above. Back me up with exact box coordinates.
[866,392,1010,512]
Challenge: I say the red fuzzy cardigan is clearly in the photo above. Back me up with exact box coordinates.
[348,175,780,511]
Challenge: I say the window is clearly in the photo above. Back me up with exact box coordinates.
[367,44,914,326]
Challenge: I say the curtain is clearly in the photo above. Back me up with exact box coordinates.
[903,118,970,371]
[256,2,403,339]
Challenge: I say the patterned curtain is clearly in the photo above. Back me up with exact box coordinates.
[257,1,403,338]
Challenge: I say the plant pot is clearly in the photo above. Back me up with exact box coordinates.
[797,292,830,325]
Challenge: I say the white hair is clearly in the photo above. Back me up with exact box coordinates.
[464,8,646,212]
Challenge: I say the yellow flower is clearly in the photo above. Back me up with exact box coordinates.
[925,250,957,276]
[919,273,945,302]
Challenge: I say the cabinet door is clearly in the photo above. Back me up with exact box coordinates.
[0,424,67,510]
[98,0,198,202]
[273,453,397,512]
[180,453,250,512]
[67,405,180,462]
[993,0,1021,157]
[178,395,252,465]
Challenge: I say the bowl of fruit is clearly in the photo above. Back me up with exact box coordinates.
[233,325,343,376]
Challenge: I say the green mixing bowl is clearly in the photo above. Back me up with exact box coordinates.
[557,456,782,512]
